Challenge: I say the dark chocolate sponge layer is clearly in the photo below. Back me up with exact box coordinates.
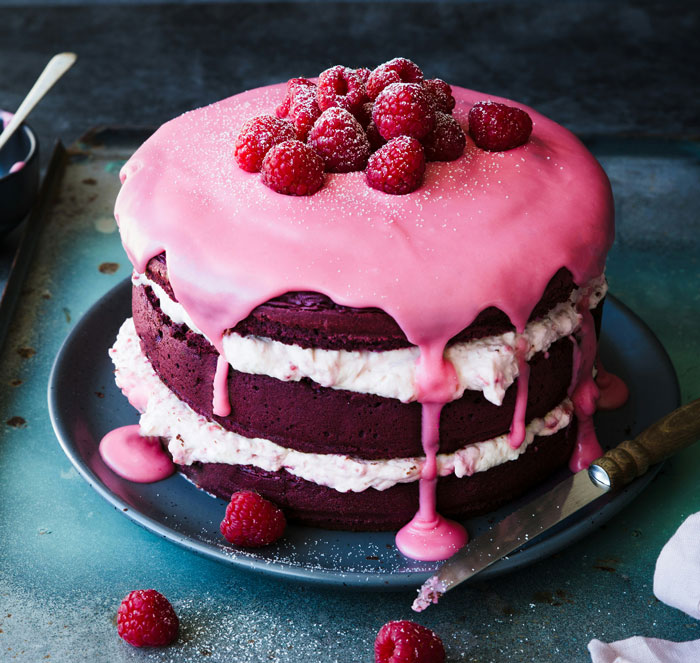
[133,283,577,460]
[146,252,577,351]
[177,424,576,531]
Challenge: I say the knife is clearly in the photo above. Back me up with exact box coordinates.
[412,398,700,612]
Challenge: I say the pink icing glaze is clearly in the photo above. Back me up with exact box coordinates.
[396,402,468,560]
[1,111,25,175]
[569,303,603,471]
[213,354,231,417]
[99,425,175,483]
[596,360,629,410]
[508,337,531,449]
[114,81,614,558]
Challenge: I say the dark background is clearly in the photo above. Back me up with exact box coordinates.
[1,0,698,164]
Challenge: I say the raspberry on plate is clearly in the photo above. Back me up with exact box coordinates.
[234,115,297,173]
[468,100,533,151]
[372,83,436,141]
[261,140,325,196]
[422,78,456,114]
[422,112,466,162]
[117,589,179,648]
[374,620,445,663]
[317,65,368,118]
[220,490,287,547]
[366,57,424,100]
[365,135,425,195]
[308,107,371,173]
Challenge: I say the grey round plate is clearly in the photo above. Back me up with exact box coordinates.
[48,279,680,589]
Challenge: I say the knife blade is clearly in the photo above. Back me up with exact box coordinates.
[412,397,700,612]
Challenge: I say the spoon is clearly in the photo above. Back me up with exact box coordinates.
[0,52,77,153]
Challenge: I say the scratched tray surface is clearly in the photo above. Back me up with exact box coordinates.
[48,129,690,588]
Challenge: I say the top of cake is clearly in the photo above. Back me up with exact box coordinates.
[115,63,614,398]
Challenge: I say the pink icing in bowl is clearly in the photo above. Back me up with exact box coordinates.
[0,110,40,236]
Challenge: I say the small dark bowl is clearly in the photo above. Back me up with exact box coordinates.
[0,117,40,237]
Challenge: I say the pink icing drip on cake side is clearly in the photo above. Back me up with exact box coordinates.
[569,304,603,471]
[508,337,531,449]
[213,355,232,417]
[114,82,615,559]
[396,402,468,561]
[596,361,629,410]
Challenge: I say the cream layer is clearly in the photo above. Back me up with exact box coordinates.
[133,272,607,406]
[111,317,575,493]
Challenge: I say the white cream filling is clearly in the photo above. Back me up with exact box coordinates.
[111,317,575,493]
[133,271,607,406]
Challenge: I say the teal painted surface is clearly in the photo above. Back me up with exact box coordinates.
[0,136,699,662]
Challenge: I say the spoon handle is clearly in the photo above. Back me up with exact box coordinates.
[0,52,77,152]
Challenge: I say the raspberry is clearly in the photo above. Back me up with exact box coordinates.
[365,136,425,195]
[365,121,386,152]
[372,83,436,141]
[366,57,424,100]
[355,67,371,85]
[234,115,297,173]
[355,101,374,129]
[276,77,316,118]
[468,100,533,151]
[317,65,368,117]
[117,589,179,648]
[308,108,371,173]
[289,91,322,142]
[374,621,445,663]
[276,80,322,141]
[220,490,287,546]
[422,79,455,114]
[422,112,466,162]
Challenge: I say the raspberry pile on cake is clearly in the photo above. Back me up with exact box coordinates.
[111,58,614,543]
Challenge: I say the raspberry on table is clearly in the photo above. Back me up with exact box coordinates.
[423,78,456,114]
[374,620,445,663]
[372,83,436,141]
[366,57,424,100]
[308,108,371,173]
[468,100,533,151]
[365,136,426,195]
[317,65,368,118]
[220,490,287,546]
[422,112,466,162]
[234,115,297,173]
[117,589,179,648]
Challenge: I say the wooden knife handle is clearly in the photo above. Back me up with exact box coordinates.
[591,398,700,490]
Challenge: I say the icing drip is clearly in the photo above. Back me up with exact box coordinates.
[1,111,26,175]
[396,401,468,561]
[397,346,467,560]
[508,337,531,449]
[568,303,603,471]
[595,360,629,410]
[99,425,175,483]
[213,354,231,417]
